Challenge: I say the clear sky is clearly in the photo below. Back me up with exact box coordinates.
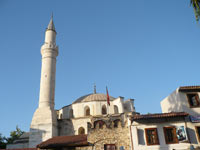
[0,0,200,137]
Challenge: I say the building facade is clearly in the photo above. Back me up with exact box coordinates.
[57,94,134,136]
[130,112,192,150]
[29,16,135,149]
[37,114,133,150]
[6,17,200,150]
[160,86,200,149]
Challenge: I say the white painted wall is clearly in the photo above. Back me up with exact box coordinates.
[58,97,135,119]
[71,118,91,135]
[161,88,200,116]
[112,97,124,114]
[57,96,135,136]
[131,121,192,150]
[60,105,72,119]
[186,121,200,146]
[123,99,135,112]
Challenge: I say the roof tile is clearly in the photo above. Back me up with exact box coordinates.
[37,134,89,149]
[131,112,188,121]
[179,86,200,92]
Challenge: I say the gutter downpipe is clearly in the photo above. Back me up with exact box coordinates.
[129,124,134,150]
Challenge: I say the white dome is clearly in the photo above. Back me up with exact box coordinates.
[73,93,115,104]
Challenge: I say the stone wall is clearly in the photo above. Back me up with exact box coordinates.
[87,115,131,150]
[75,146,93,150]
[44,114,131,150]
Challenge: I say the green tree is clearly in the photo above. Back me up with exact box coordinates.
[6,126,25,144]
[191,0,200,21]
[0,133,6,149]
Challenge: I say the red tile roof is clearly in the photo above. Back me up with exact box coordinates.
[37,134,89,149]
[131,112,188,121]
[179,86,200,92]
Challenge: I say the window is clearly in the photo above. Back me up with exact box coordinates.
[196,126,200,142]
[78,127,85,135]
[114,105,119,114]
[102,105,107,115]
[145,128,159,145]
[104,144,116,150]
[84,106,90,116]
[163,127,178,144]
[69,109,74,118]
[187,93,200,107]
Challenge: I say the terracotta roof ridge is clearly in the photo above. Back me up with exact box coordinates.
[37,134,89,149]
[180,85,200,88]
[179,85,200,91]
[131,112,188,121]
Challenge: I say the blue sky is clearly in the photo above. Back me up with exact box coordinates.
[0,0,200,137]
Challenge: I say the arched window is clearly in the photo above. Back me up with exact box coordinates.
[85,106,90,116]
[102,105,107,115]
[78,127,85,135]
[69,109,74,118]
[114,105,119,114]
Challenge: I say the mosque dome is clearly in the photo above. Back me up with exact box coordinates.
[73,93,115,104]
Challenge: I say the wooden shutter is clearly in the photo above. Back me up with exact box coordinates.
[173,127,178,143]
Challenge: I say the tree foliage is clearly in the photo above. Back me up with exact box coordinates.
[0,126,25,148]
[191,0,200,21]
[0,133,6,149]
[6,126,25,144]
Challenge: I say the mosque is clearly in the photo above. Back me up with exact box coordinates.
[7,17,200,150]
[6,17,135,149]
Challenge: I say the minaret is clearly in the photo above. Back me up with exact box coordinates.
[29,16,58,148]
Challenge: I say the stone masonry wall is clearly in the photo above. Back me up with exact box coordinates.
[87,116,131,150]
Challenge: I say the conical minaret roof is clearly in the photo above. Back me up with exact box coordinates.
[47,15,56,32]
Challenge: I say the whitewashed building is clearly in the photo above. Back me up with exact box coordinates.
[129,86,200,150]
[160,86,200,149]
[57,94,135,136]
[161,86,200,116]
[130,112,192,150]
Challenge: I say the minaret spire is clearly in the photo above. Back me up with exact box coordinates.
[45,15,57,44]
[47,14,56,32]
[29,16,58,148]
[40,16,58,108]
